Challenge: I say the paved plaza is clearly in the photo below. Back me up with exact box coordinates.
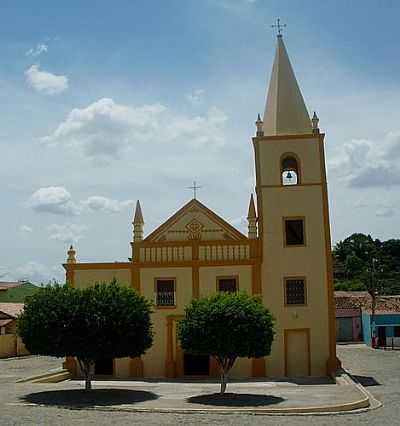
[0,345,399,425]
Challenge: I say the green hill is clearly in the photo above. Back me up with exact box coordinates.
[0,282,41,303]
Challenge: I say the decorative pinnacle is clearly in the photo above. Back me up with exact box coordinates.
[133,200,144,225]
[67,244,76,263]
[312,111,320,134]
[255,113,264,137]
[247,194,257,219]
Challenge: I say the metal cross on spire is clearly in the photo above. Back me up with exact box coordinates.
[271,18,287,36]
[188,181,202,199]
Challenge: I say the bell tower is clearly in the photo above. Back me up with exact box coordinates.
[253,34,338,376]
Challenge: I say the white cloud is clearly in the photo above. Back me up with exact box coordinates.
[164,106,227,147]
[42,98,227,162]
[82,196,134,213]
[26,43,48,57]
[25,64,68,95]
[48,224,87,243]
[19,224,33,233]
[29,187,134,216]
[330,132,400,188]
[376,207,395,218]
[29,186,80,216]
[185,89,204,106]
[14,261,58,284]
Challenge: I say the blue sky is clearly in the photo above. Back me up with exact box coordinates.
[1,0,400,284]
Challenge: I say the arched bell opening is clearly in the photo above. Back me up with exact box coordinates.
[281,154,300,186]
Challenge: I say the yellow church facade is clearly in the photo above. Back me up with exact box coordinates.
[63,34,338,379]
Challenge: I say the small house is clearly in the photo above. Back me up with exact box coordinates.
[335,291,371,342]
[0,303,29,358]
[362,296,400,348]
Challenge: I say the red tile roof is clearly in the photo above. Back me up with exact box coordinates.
[335,291,400,314]
[335,291,372,310]
[0,303,24,318]
[367,296,400,315]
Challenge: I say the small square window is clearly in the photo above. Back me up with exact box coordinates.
[285,278,306,305]
[285,219,305,246]
[217,277,237,293]
[156,279,175,306]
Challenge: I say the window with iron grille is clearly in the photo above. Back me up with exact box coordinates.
[285,278,306,305]
[156,279,175,306]
[217,277,237,293]
[284,219,305,246]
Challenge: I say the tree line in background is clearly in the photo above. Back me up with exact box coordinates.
[333,233,400,295]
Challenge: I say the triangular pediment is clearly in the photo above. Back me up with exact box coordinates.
[145,199,247,242]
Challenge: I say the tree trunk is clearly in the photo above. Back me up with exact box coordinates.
[78,358,94,391]
[215,356,236,395]
[85,375,91,391]
[220,370,227,395]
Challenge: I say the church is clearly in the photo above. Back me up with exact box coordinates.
[63,33,338,379]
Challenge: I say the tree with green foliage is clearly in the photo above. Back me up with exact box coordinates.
[333,233,400,295]
[178,292,275,395]
[18,281,153,390]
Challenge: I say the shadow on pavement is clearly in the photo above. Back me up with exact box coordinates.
[273,377,334,385]
[187,393,285,407]
[352,375,381,387]
[21,389,159,408]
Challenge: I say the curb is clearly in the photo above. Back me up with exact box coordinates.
[341,369,383,412]
[19,399,370,416]
[17,369,70,384]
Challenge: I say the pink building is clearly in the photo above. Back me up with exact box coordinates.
[335,291,371,342]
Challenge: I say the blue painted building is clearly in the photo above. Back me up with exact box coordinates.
[362,296,400,348]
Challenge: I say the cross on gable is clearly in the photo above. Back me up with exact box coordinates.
[188,181,202,199]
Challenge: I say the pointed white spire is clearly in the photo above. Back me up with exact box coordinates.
[263,35,311,136]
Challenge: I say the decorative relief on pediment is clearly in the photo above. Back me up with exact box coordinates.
[144,199,246,242]
[186,219,204,240]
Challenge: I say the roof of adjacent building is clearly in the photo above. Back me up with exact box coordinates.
[0,303,24,318]
[0,281,23,291]
[263,35,312,136]
[335,291,371,310]
[367,296,400,315]
[335,291,400,315]
[0,319,14,327]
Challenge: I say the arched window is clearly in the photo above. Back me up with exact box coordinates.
[281,155,300,186]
